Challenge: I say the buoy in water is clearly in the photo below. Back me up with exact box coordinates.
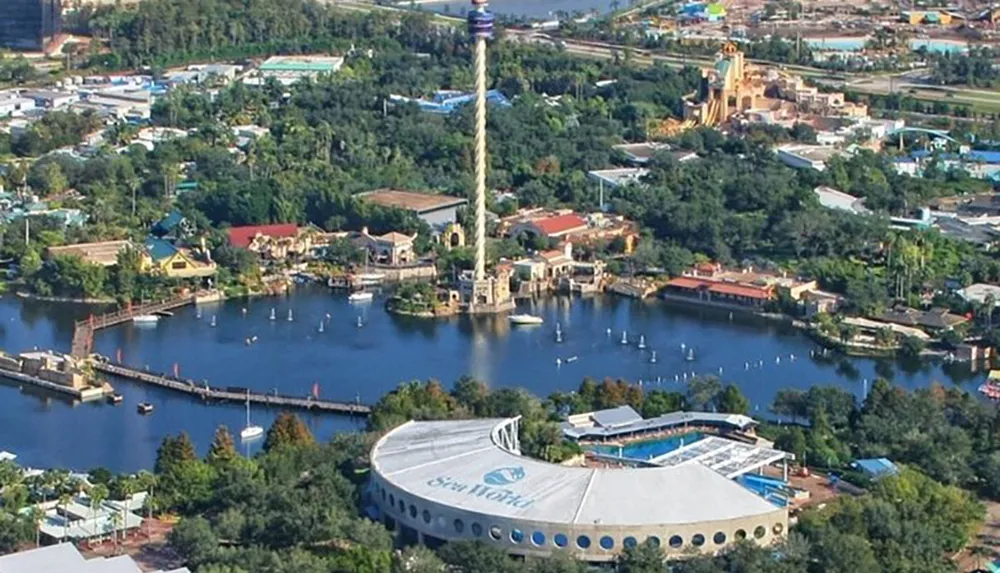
[242,308,247,317]
[620,330,628,345]
[196,309,202,319]
[606,327,612,336]
[650,350,657,364]
[681,342,686,350]
[287,309,293,322]
[356,316,363,328]
[210,315,217,327]
[556,358,562,366]
[775,356,781,365]
[638,335,646,350]
[269,308,276,321]
[318,320,325,333]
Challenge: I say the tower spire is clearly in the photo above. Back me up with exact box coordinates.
[468,0,494,282]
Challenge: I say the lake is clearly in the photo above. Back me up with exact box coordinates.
[0,287,984,472]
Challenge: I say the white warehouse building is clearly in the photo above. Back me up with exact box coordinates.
[369,417,788,562]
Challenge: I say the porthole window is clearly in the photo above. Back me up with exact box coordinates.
[471,523,483,537]
[532,531,546,546]
[510,529,524,544]
[735,529,747,540]
[422,510,431,524]
[489,525,502,541]
[753,526,766,539]
[554,533,568,547]
[389,494,395,507]
[623,536,637,549]
[576,535,591,549]
[668,535,683,548]
[454,519,465,534]
[409,505,417,519]
[692,534,705,547]
[599,536,614,550]
[773,523,784,535]
[713,532,726,545]
[646,536,661,548]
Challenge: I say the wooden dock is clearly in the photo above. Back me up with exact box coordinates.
[71,296,197,358]
[92,362,371,416]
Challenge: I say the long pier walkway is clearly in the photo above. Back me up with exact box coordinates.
[71,296,197,358]
[93,362,371,416]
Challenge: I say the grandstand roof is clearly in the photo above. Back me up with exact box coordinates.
[562,410,757,440]
[372,419,779,527]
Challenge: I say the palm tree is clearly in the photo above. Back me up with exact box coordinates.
[57,491,72,542]
[88,484,108,545]
[28,506,44,547]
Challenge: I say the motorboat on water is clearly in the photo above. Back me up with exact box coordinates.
[137,402,154,414]
[107,393,124,405]
[132,315,160,324]
[509,314,544,326]
[348,291,374,303]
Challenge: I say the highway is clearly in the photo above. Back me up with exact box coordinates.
[329,1,1000,111]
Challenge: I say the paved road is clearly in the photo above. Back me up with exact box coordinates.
[330,1,999,110]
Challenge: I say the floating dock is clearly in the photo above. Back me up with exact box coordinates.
[92,362,371,416]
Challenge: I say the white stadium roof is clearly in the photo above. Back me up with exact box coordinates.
[371,419,780,527]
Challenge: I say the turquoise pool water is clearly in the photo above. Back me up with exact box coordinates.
[803,37,968,53]
[587,432,704,460]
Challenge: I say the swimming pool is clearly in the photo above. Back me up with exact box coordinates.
[586,432,704,460]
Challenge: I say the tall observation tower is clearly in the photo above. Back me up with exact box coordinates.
[459,0,514,314]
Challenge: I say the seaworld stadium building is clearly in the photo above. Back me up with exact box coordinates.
[369,417,790,562]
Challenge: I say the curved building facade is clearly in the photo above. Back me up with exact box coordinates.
[369,418,787,561]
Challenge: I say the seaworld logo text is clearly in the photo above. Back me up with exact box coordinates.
[427,466,534,509]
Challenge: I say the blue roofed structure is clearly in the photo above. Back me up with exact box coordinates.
[144,237,180,262]
[389,89,512,115]
[152,210,185,237]
[852,457,899,479]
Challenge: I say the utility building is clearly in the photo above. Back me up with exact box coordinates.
[0,0,61,51]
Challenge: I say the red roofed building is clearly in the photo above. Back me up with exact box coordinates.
[227,224,318,260]
[663,276,775,309]
[510,213,589,240]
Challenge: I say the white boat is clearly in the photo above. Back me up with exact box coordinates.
[132,315,160,324]
[240,390,264,441]
[348,291,374,303]
[355,272,386,286]
[509,314,544,325]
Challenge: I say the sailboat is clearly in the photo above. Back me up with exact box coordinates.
[287,309,294,322]
[269,308,276,321]
[240,390,264,441]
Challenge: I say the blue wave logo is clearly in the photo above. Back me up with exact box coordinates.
[483,466,525,486]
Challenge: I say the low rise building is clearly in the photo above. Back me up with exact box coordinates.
[47,240,133,266]
[358,189,468,232]
[142,237,216,278]
[248,55,345,86]
[389,89,512,115]
[586,167,649,188]
[813,186,868,215]
[20,89,79,109]
[227,223,323,260]
[0,92,36,117]
[612,142,698,166]
[353,227,417,266]
[957,283,1000,305]
[776,144,845,171]
[662,263,818,310]
[19,351,88,390]
[875,306,969,332]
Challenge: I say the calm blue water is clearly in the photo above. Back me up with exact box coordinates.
[0,287,984,472]
[804,37,969,53]
[586,431,704,459]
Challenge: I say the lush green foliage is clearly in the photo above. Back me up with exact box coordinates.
[930,47,1000,88]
